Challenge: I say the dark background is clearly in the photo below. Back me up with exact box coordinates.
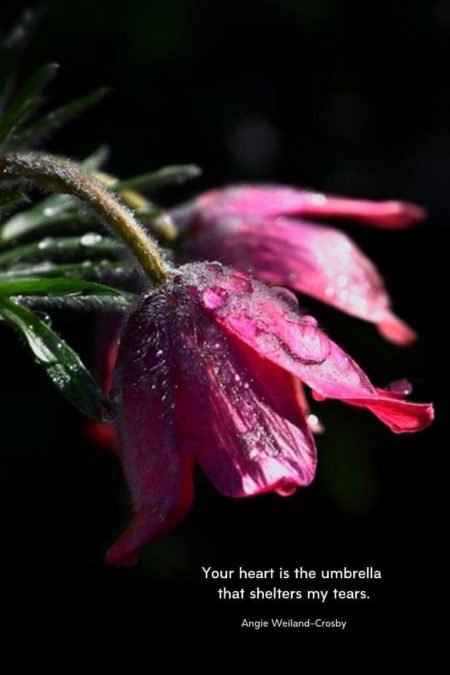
[0,0,448,645]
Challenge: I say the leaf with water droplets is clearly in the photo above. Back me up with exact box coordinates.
[0,297,115,421]
[0,275,135,298]
[0,259,131,282]
[0,234,121,268]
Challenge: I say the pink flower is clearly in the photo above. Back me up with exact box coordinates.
[106,262,433,566]
[174,185,426,345]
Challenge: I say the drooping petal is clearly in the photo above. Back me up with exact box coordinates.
[105,298,195,566]
[183,215,416,344]
[174,310,317,497]
[189,185,425,229]
[193,263,433,433]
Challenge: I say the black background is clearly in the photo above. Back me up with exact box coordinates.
[0,0,448,645]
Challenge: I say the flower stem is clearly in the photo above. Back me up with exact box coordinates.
[0,152,171,284]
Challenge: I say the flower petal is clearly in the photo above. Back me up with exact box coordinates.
[105,297,195,565]
[175,315,317,497]
[183,216,416,344]
[191,185,425,229]
[195,264,433,433]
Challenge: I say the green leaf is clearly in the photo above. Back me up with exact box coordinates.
[5,87,110,150]
[0,297,115,421]
[0,259,131,280]
[0,234,121,267]
[0,276,133,297]
[80,145,109,173]
[0,202,91,243]
[0,63,60,146]
[113,164,202,192]
[20,294,134,312]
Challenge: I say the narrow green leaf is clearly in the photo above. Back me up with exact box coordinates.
[80,145,109,173]
[0,297,115,421]
[0,276,132,297]
[113,164,202,192]
[0,259,131,280]
[0,204,91,243]
[0,234,121,267]
[20,294,134,312]
[5,87,110,150]
[0,63,59,146]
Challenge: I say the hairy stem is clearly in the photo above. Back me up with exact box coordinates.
[0,152,171,283]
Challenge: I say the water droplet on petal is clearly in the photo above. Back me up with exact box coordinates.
[276,481,298,497]
[302,315,318,327]
[206,262,224,274]
[307,413,324,433]
[272,286,299,309]
[386,378,413,396]
[309,192,326,206]
[222,273,253,294]
[202,286,229,309]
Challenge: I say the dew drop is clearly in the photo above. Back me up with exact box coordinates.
[156,349,164,357]
[206,262,224,274]
[386,378,413,396]
[309,192,326,206]
[36,312,52,326]
[202,286,229,309]
[38,238,53,250]
[222,274,253,294]
[307,413,324,433]
[302,315,318,327]
[275,481,298,497]
[272,286,299,309]
[43,207,56,217]
[81,232,102,246]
